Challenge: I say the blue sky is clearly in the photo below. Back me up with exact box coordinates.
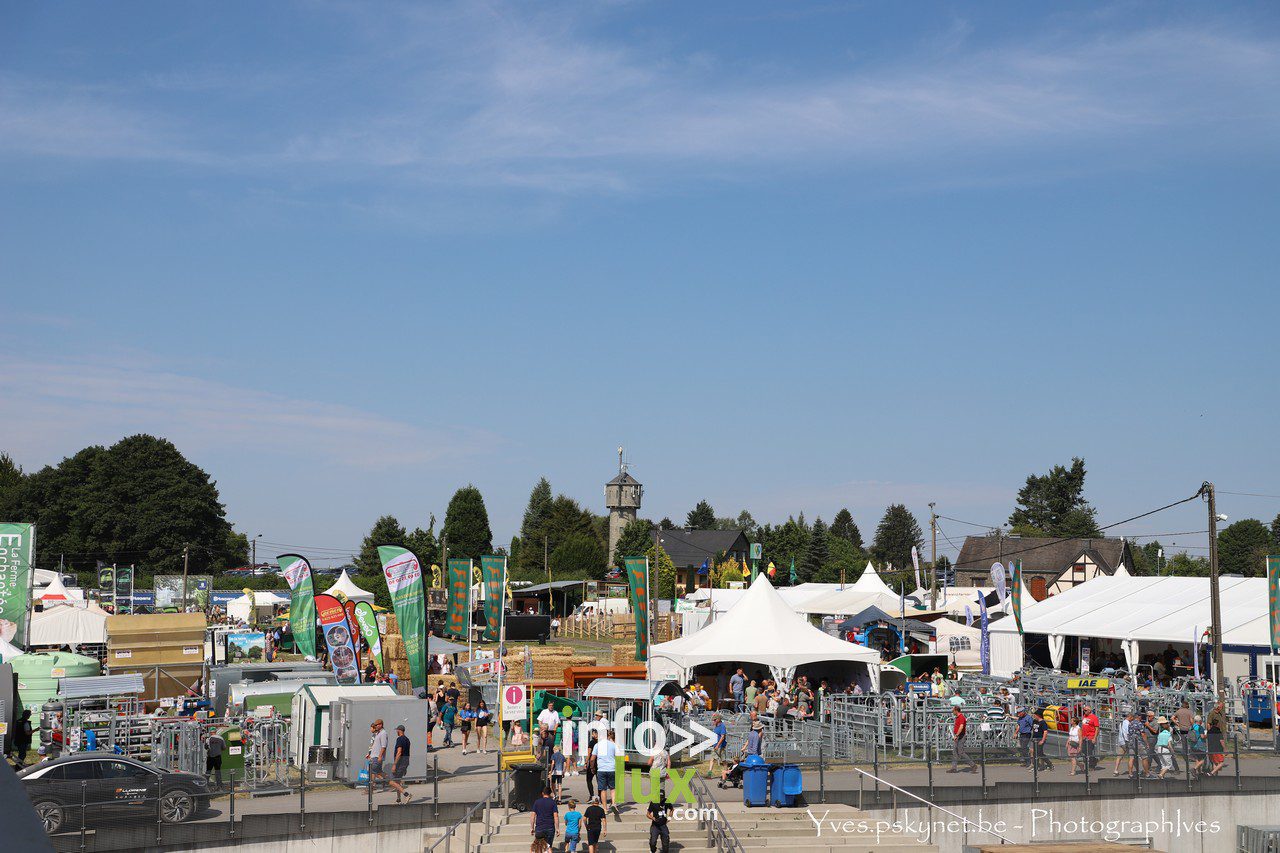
[2,1,1278,564]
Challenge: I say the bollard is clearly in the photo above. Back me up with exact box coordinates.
[156,774,163,844]
[1032,741,1039,795]
[367,771,374,824]
[1232,734,1240,790]
[300,766,306,831]
[926,740,933,799]
[979,736,986,796]
[819,743,826,803]
[229,770,236,838]
[433,755,440,819]
[80,780,87,851]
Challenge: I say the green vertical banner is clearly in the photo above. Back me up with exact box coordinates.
[625,556,649,662]
[1011,559,1025,635]
[480,555,505,642]
[353,601,383,672]
[446,558,471,640]
[277,554,318,659]
[1267,555,1280,654]
[0,522,35,647]
[377,545,429,690]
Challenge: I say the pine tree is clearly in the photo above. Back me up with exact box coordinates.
[355,515,408,577]
[442,485,493,561]
[645,543,678,600]
[686,500,716,530]
[830,508,863,550]
[871,504,924,573]
[800,517,829,583]
[517,478,553,575]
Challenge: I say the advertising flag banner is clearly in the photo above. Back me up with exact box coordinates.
[353,601,383,672]
[446,559,471,640]
[911,546,922,592]
[990,562,1007,604]
[97,563,114,611]
[344,600,360,669]
[480,556,505,642]
[377,545,429,690]
[1192,625,1201,680]
[314,593,360,684]
[1268,556,1280,653]
[277,554,319,659]
[0,522,34,647]
[978,592,991,675]
[965,605,974,627]
[1011,560,1024,634]
[625,557,649,661]
[114,565,134,615]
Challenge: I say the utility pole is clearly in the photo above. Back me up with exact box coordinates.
[544,536,551,615]
[251,537,257,571]
[929,502,938,610]
[182,544,190,612]
[1204,482,1225,695]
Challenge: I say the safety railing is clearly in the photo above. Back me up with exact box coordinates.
[851,765,1014,845]
[425,777,506,852]
[689,774,745,853]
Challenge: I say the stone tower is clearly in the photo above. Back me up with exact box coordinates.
[605,447,643,563]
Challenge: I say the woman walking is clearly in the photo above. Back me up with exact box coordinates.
[475,700,493,753]
[1066,720,1082,775]
[1155,717,1175,779]
[458,702,476,754]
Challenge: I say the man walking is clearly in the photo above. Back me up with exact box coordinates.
[730,667,746,713]
[948,704,977,773]
[1015,708,1033,767]
[592,729,621,813]
[647,789,674,853]
[1080,704,1100,770]
[530,785,558,849]
[389,724,411,804]
[710,713,727,774]
[367,718,389,791]
[1030,709,1053,772]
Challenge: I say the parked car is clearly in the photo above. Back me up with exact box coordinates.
[18,754,211,834]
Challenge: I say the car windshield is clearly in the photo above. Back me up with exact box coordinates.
[99,760,148,779]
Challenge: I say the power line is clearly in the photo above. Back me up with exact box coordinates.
[1218,490,1280,500]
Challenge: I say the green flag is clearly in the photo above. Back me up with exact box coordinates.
[625,556,649,661]
[0,523,34,648]
[353,601,383,672]
[1267,555,1280,654]
[1011,560,1024,635]
[789,557,797,585]
[480,556,505,642]
[377,545,429,690]
[277,554,319,659]
[446,558,471,640]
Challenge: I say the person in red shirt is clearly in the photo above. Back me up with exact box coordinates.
[1080,705,1100,771]
[947,705,977,773]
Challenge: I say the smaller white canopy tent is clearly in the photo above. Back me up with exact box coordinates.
[794,563,905,616]
[930,618,984,671]
[323,570,375,605]
[649,574,881,689]
[226,590,289,623]
[28,602,109,646]
[37,575,85,606]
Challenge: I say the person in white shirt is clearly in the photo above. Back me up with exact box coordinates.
[538,705,562,734]
[591,729,622,812]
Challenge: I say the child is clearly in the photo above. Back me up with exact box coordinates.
[550,743,566,799]
[530,839,550,853]
[563,799,583,853]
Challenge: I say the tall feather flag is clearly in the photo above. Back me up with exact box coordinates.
[1268,555,1280,654]
[965,604,974,627]
[1010,560,1024,634]
[277,554,319,660]
[978,592,991,674]
[376,545,429,691]
[625,556,649,661]
[991,562,1008,605]
[911,546,922,592]
[789,557,798,585]
[767,561,776,578]
[480,555,506,642]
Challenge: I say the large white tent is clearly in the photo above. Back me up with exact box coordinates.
[793,563,906,616]
[28,602,109,646]
[649,573,881,688]
[988,574,1277,681]
[323,570,375,605]
[226,590,289,623]
[686,582,842,616]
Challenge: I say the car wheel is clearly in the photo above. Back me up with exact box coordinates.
[34,800,64,834]
[160,790,195,823]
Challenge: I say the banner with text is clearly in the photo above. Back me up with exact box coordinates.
[625,556,649,662]
[480,555,505,642]
[278,554,319,660]
[377,545,428,690]
[315,592,360,684]
[0,522,34,647]
[446,558,471,640]
[353,601,383,672]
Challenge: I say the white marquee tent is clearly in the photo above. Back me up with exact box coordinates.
[686,582,843,616]
[323,570,375,605]
[649,573,881,688]
[793,563,907,616]
[226,590,289,623]
[28,602,109,647]
[988,574,1277,681]
[36,575,86,606]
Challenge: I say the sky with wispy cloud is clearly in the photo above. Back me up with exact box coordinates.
[2,1,1277,563]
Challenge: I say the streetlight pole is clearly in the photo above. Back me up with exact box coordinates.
[1203,482,1225,695]
[929,503,938,610]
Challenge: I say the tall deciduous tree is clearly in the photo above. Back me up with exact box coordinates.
[442,485,493,561]
[830,508,863,551]
[871,504,924,573]
[800,517,829,583]
[686,500,716,530]
[549,533,607,580]
[1271,514,1280,551]
[1217,519,1271,577]
[646,543,677,600]
[355,515,408,577]
[1008,457,1101,537]
[404,524,438,568]
[614,518,655,564]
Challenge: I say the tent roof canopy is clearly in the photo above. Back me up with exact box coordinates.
[323,569,374,601]
[649,574,880,675]
[836,605,936,636]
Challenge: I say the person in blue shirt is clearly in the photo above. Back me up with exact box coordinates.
[550,744,567,799]
[710,713,728,773]
[1015,708,1034,767]
[563,799,583,853]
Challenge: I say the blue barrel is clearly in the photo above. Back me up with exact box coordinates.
[743,762,770,807]
[770,764,801,806]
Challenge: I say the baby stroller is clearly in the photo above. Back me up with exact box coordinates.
[718,760,745,789]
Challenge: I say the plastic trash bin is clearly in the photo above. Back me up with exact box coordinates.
[770,764,801,806]
[510,762,547,812]
[743,758,770,807]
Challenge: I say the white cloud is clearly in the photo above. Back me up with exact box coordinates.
[0,355,499,469]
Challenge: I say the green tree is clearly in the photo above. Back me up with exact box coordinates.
[1271,514,1280,551]
[712,557,747,588]
[354,515,408,577]
[757,516,811,581]
[1131,541,1164,576]
[645,543,677,601]
[443,485,493,561]
[800,517,829,583]
[1008,457,1101,537]
[1217,519,1271,577]
[735,510,758,536]
[1166,551,1210,576]
[686,500,716,530]
[659,517,676,530]
[871,504,924,573]
[6,435,243,573]
[404,524,438,568]
[0,452,23,518]
[830,508,863,551]
[549,533,607,580]
[614,518,655,564]
[517,478,553,575]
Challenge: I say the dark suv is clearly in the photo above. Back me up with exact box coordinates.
[18,754,211,834]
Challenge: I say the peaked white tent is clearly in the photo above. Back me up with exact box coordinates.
[649,574,880,689]
[37,575,85,606]
[226,590,289,623]
[27,602,109,646]
[686,582,842,616]
[323,570,376,605]
[794,563,905,616]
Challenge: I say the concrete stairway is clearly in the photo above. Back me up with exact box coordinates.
[474,801,939,853]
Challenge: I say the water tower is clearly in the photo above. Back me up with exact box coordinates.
[605,446,643,563]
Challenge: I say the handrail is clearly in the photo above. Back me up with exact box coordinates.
[850,766,1014,844]
[426,779,504,852]
[689,774,745,853]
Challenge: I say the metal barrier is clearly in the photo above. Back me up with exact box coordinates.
[852,766,1014,845]
[425,778,505,852]
[690,774,745,852]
